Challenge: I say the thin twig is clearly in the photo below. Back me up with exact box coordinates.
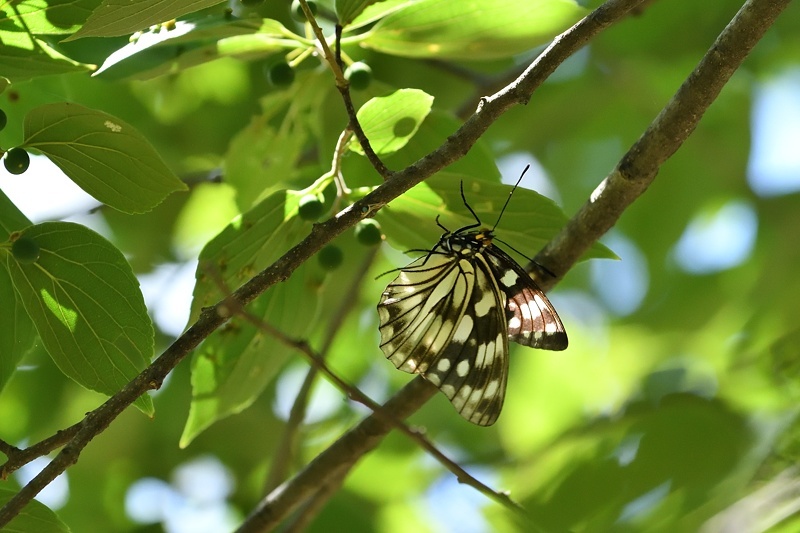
[262,247,379,495]
[297,0,389,177]
[0,424,82,480]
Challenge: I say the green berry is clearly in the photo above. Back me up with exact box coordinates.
[318,245,343,271]
[298,194,325,221]
[291,0,317,21]
[345,62,372,91]
[0,109,7,131]
[4,147,30,175]
[355,219,383,246]
[11,236,40,264]
[267,61,295,87]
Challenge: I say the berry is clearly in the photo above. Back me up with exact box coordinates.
[11,236,40,264]
[298,194,325,221]
[318,245,343,271]
[4,147,30,175]
[355,219,383,246]
[291,0,317,21]
[0,109,7,131]
[267,61,295,87]
[345,62,372,91]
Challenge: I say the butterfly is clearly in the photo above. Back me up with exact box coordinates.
[377,170,568,426]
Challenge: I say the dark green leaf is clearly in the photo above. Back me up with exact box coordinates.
[181,189,320,444]
[6,222,154,415]
[0,191,36,394]
[23,102,187,213]
[0,488,70,533]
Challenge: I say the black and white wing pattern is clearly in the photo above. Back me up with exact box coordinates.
[377,228,567,426]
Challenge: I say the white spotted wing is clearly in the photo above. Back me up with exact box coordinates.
[378,229,567,426]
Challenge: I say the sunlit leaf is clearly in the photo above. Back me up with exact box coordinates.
[362,0,586,60]
[350,89,433,155]
[0,0,102,35]
[23,102,187,214]
[0,33,90,83]
[6,222,154,415]
[336,0,390,26]
[93,14,281,80]
[66,0,228,40]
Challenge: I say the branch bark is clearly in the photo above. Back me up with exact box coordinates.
[531,0,792,287]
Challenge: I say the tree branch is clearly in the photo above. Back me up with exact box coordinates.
[531,0,792,287]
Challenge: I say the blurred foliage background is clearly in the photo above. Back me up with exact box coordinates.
[2,0,800,531]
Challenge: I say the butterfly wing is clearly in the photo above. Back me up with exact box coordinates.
[377,252,509,425]
[484,245,568,351]
[377,253,473,374]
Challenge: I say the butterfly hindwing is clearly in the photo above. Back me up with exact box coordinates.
[484,246,568,351]
[425,253,509,426]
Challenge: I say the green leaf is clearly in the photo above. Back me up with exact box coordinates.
[92,15,283,80]
[362,0,586,60]
[0,488,71,533]
[350,88,434,156]
[66,0,228,41]
[5,222,154,415]
[0,266,38,394]
[0,191,37,394]
[336,0,390,26]
[0,0,102,35]
[181,189,321,444]
[0,32,90,83]
[0,190,33,239]
[346,0,411,31]
[377,173,614,260]
[23,102,187,214]
[225,71,331,210]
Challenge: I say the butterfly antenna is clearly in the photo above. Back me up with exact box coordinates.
[492,164,530,230]
[460,181,482,226]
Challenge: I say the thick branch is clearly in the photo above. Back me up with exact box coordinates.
[532,0,791,287]
[236,377,438,533]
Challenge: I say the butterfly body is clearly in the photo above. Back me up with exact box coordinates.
[378,218,567,426]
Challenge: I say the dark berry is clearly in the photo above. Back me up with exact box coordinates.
[318,245,343,270]
[4,147,30,175]
[345,62,372,91]
[291,0,317,21]
[11,236,40,264]
[298,194,325,221]
[267,61,295,87]
[355,219,383,246]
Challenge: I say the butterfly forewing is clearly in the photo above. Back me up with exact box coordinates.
[378,253,473,374]
[378,250,509,425]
